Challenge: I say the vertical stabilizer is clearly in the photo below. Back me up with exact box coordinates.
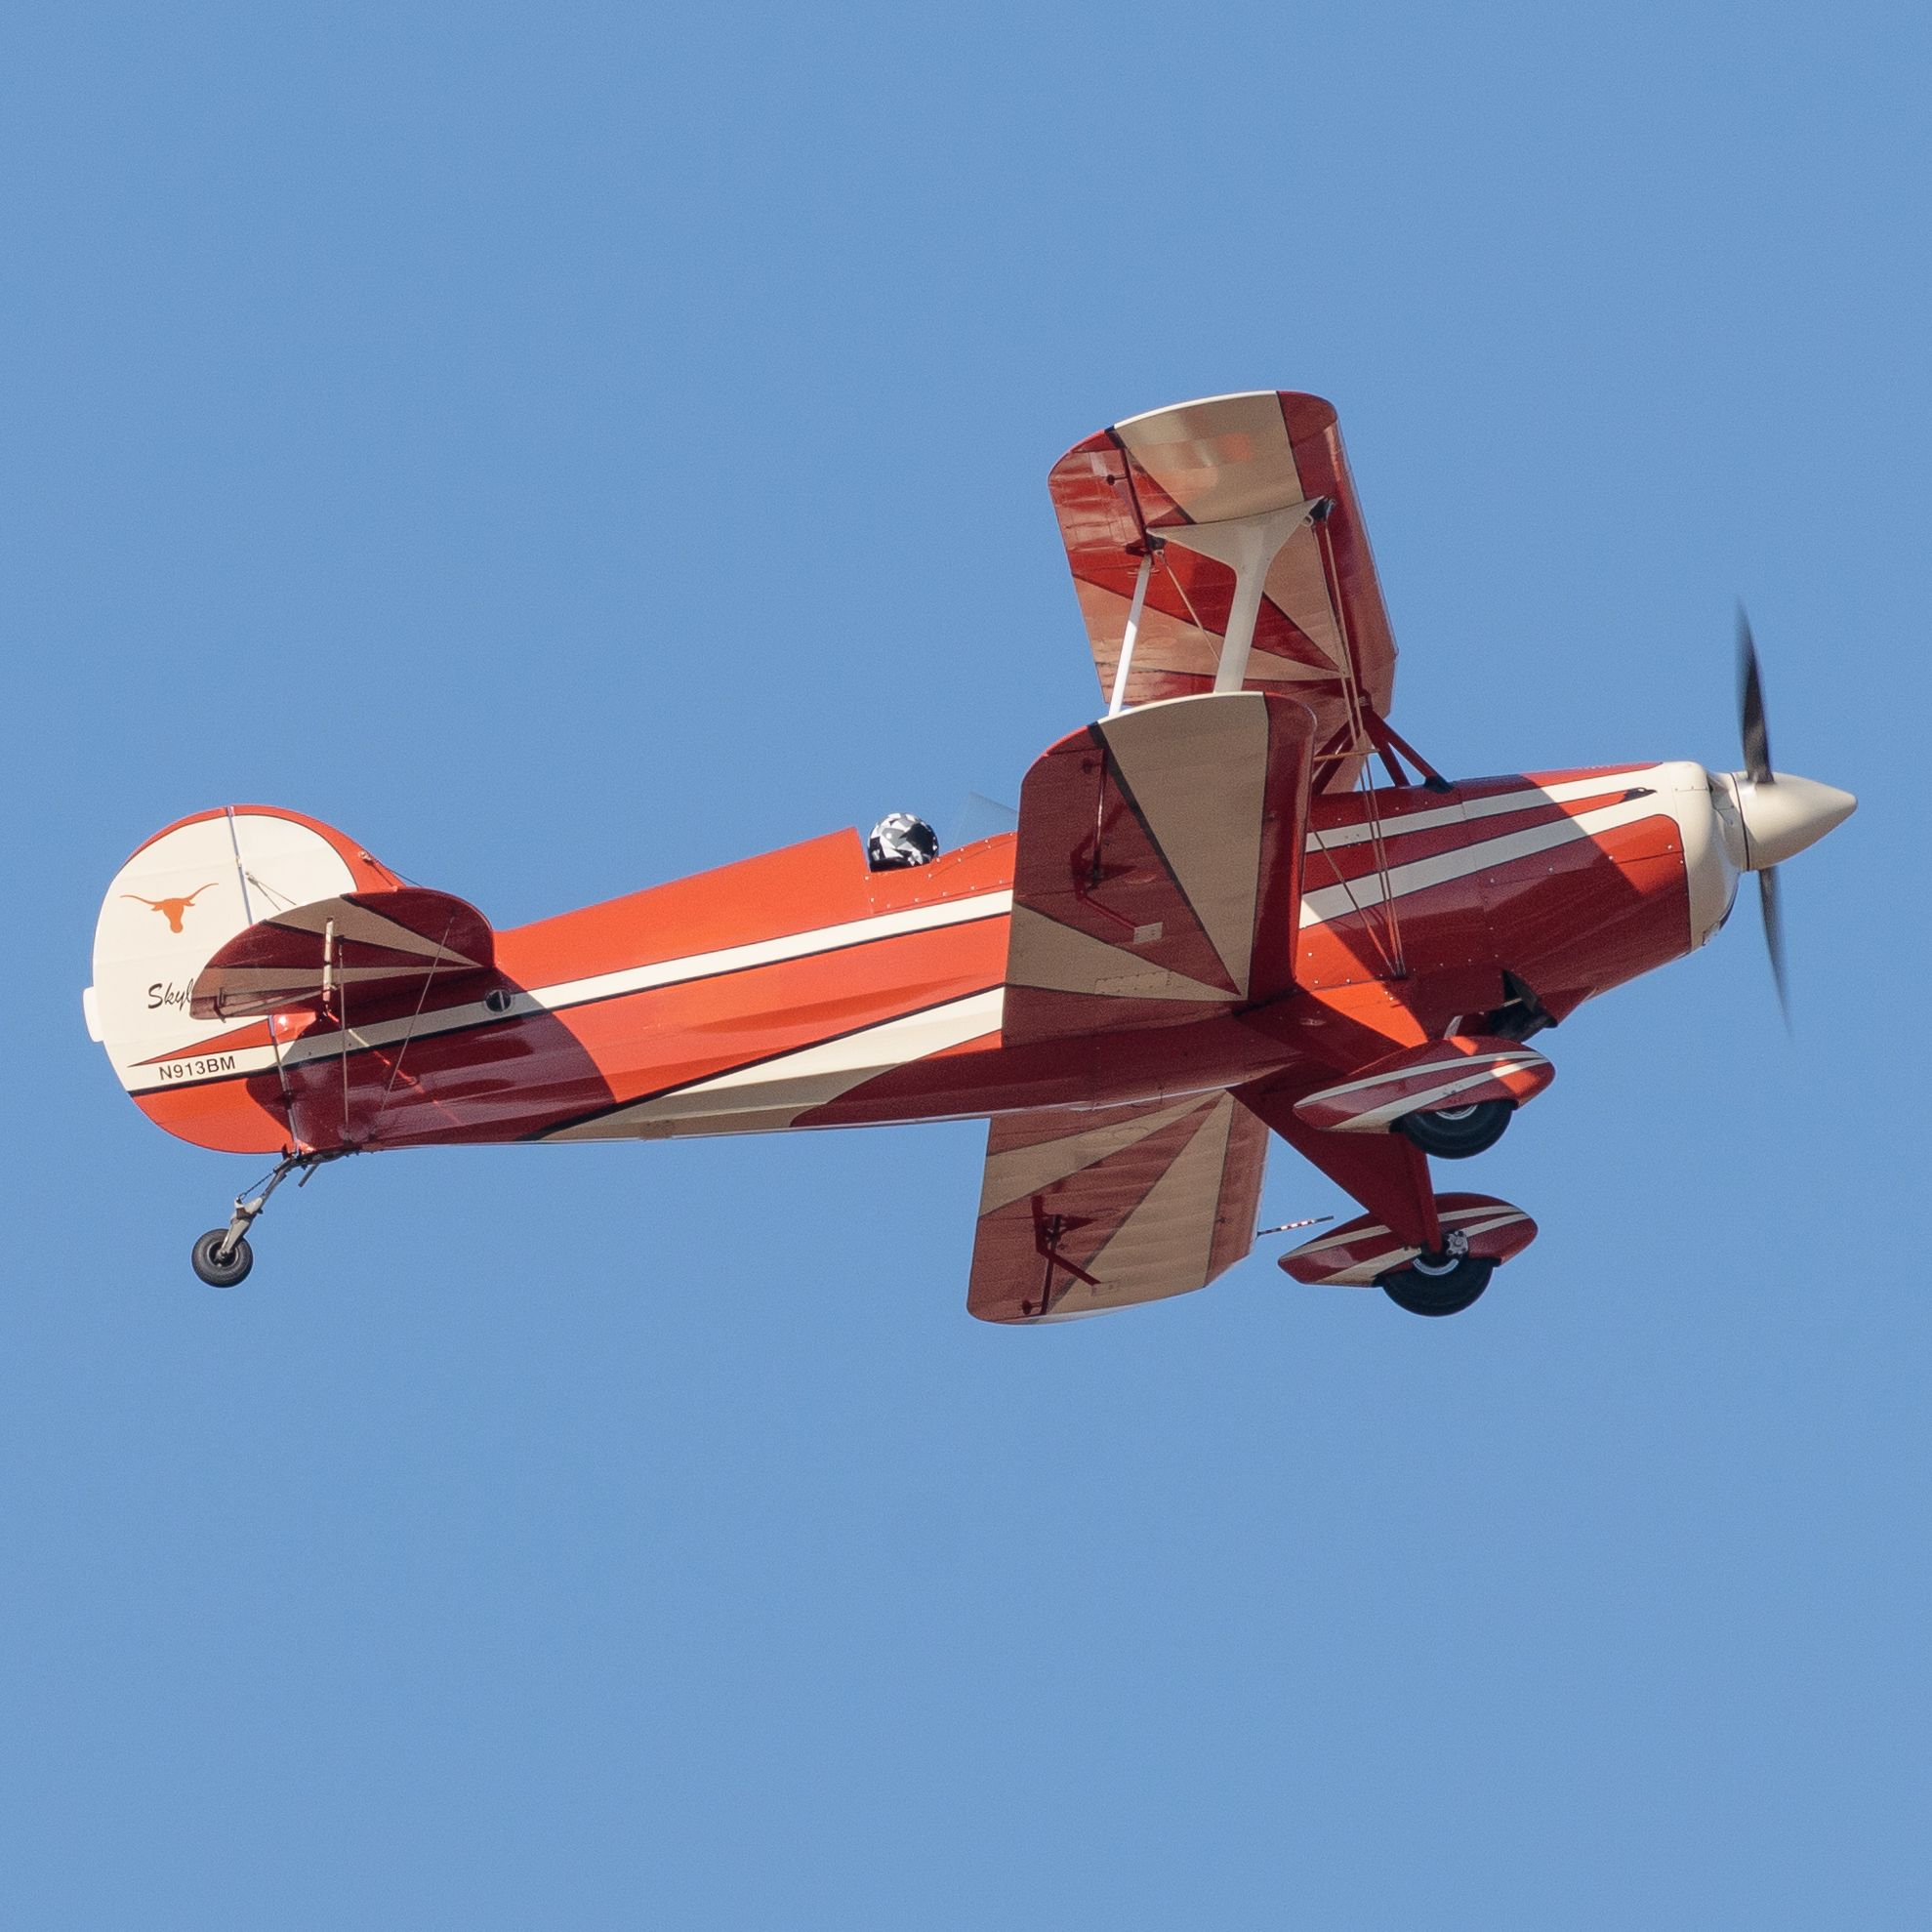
[87,806,395,1151]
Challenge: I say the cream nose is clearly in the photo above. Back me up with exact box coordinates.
[1715,771,1857,871]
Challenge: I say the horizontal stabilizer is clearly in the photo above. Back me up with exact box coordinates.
[189,887,494,1020]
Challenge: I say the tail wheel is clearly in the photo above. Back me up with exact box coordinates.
[1396,1098,1512,1159]
[1378,1251,1496,1317]
[191,1230,253,1288]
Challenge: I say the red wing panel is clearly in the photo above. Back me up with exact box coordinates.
[190,888,495,1021]
[967,1090,1267,1323]
[1048,391,1396,792]
[1004,692,1314,1046]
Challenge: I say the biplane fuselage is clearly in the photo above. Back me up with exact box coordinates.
[89,389,1852,1317]
[99,758,1721,1156]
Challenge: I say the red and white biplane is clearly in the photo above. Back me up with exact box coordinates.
[87,391,1855,1317]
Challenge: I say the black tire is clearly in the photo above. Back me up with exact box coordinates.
[1396,1098,1512,1159]
[191,1229,253,1288]
[1378,1252,1496,1317]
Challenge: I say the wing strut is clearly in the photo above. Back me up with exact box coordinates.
[1106,544,1159,717]
[1237,1078,1444,1252]
[1316,514,1409,978]
[1158,497,1332,694]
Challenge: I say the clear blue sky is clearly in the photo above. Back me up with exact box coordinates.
[4,3,1927,1924]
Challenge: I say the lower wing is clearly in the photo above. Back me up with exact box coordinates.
[966,1090,1268,1323]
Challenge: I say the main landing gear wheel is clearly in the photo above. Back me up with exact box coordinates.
[1378,1249,1497,1317]
[191,1229,254,1288]
[1397,1098,1513,1159]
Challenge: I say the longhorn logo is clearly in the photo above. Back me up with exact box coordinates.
[124,884,217,934]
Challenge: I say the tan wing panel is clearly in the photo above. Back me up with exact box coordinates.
[966,1090,1268,1323]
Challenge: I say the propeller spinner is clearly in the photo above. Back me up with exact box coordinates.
[1709,608,1857,1021]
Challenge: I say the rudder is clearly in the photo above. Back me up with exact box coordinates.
[86,806,402,1152]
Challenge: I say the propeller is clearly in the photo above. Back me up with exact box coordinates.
[1737,605,1773,785]
[1735,604,1788,1025]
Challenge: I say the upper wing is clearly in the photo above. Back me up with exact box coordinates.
[966,1090,1268,1323]
[1048,391,1396,791]
[1003,691,1314,1046]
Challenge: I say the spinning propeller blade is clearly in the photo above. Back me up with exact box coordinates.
[1737,604,1789,1027]
[1737,604,1774,786]
[1757,860,1789,1029]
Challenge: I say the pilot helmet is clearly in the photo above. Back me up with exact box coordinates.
[867,812,940,870]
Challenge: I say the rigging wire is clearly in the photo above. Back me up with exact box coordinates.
[1316,515,1408,978]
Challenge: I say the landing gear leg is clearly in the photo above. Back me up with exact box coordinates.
[190,1150,339,1288]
